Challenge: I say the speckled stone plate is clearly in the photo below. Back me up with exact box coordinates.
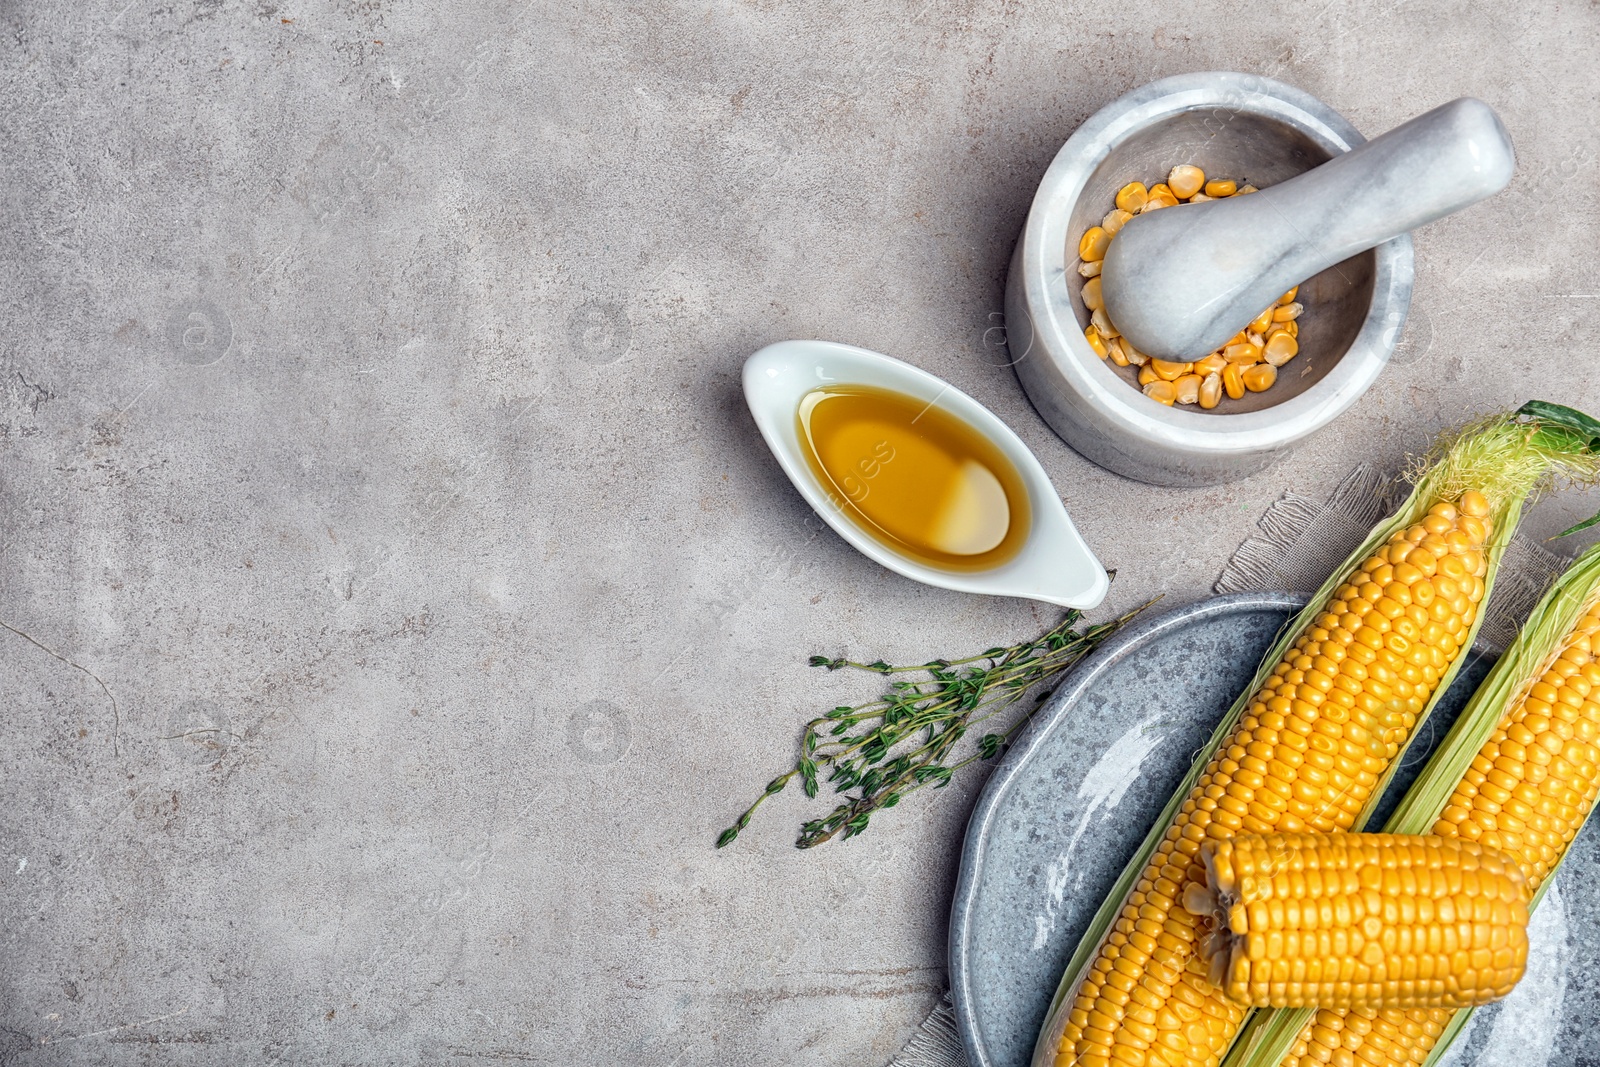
[949,592,1600,1067]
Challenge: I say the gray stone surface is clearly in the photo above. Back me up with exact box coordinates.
[2,3,1599,1065]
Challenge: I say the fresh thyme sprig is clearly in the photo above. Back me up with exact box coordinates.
[716,597,1153,850]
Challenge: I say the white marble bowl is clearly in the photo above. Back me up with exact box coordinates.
[1005,72,1414,486]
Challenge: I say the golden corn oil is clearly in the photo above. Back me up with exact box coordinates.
[796,385,1030,571]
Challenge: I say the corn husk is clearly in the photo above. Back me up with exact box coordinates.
[1226,537,1600,1067]
[1033,402,1600,1067]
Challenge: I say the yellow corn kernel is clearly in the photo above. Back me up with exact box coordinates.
[1117,182,1150,214]
[1091,307,1118,338]
[1077,258,1102,278]
[1174,374,1203,405]
[1149,182,1174,200]
[1152,358,1191,381]
[1223,363,1246,400]
[1107,339,1131,367]
[1225,342,1262,365]
[1199,372,1222,410]
[1121,340,1151,367]
[1082,276,1104,311]
[1238,184,1259,194]
[1264,332,1300,367]
[1188,192,1214,203]
[1079,226,1111,262]
[1249,308,1275,335]
[1243,364,1277,392]
[1274,301,1305,322]
[1284,320,1299,339]
[1205,178,1238,197]
[1144,380,1177,405]
[1280,286,1299,305]
[1138,364,1158,386]
[1168,164,1206,199]
[1144,191,1179,211]
[1058,496,1496,1067]
[1194,353,1227,375]
[1085,326,1108,359]
[1103,208,1134,236]
[1188,834,1529,1010]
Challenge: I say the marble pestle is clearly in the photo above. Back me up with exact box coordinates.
[1099,97,1515,362]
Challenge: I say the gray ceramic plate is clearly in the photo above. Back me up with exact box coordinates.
[949,592,1600,1067]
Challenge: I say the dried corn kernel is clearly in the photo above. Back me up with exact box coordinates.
[1106,338,1130,367]
[1223,362,1245,399]
[1116,182,1149,214]
[1264,332,1299,367]
[1174,373,1202,405]
[1076,258,1101,278]
[1205,178,1238,197]
[1274,301,1304,321]
[1081,276,1104,311]
[1102,208,1133,235]
[1078,226,1110,262]
[1143,380,1177,405]
[1225,342,1262,365]
[1168,164,1206,199]
[1199,371,1222,409]
[1151,358,1191,381]
[1279,286,1299,305]
[1090,307,1117,338]
[1121,340,1150,367]
[1138,364,1158,386]
[1194,353,1227,375]
[1084,326,1107,359]
[1243,363,1277,392]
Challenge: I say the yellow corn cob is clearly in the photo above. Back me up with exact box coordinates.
[1184,833,1529,1010]
[1055,493,1493,1067]
[1279,599,1600,1067]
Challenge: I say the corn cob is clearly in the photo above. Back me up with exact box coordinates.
[1184,833,1529,1010]
[1035,404,1600,1067]
[1051,494,1491,1067]
[1265,551,1600,1067]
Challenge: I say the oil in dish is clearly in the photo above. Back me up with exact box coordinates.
[796,385,1030,572]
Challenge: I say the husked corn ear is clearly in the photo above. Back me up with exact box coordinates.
[1280,597,1600,1067]
[1056,492,1494,1067]
[1185,833,1529,1010]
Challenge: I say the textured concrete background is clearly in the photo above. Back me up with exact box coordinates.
[3,2,1599,1064]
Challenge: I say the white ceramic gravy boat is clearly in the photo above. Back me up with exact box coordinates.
[743,339,1109,609]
